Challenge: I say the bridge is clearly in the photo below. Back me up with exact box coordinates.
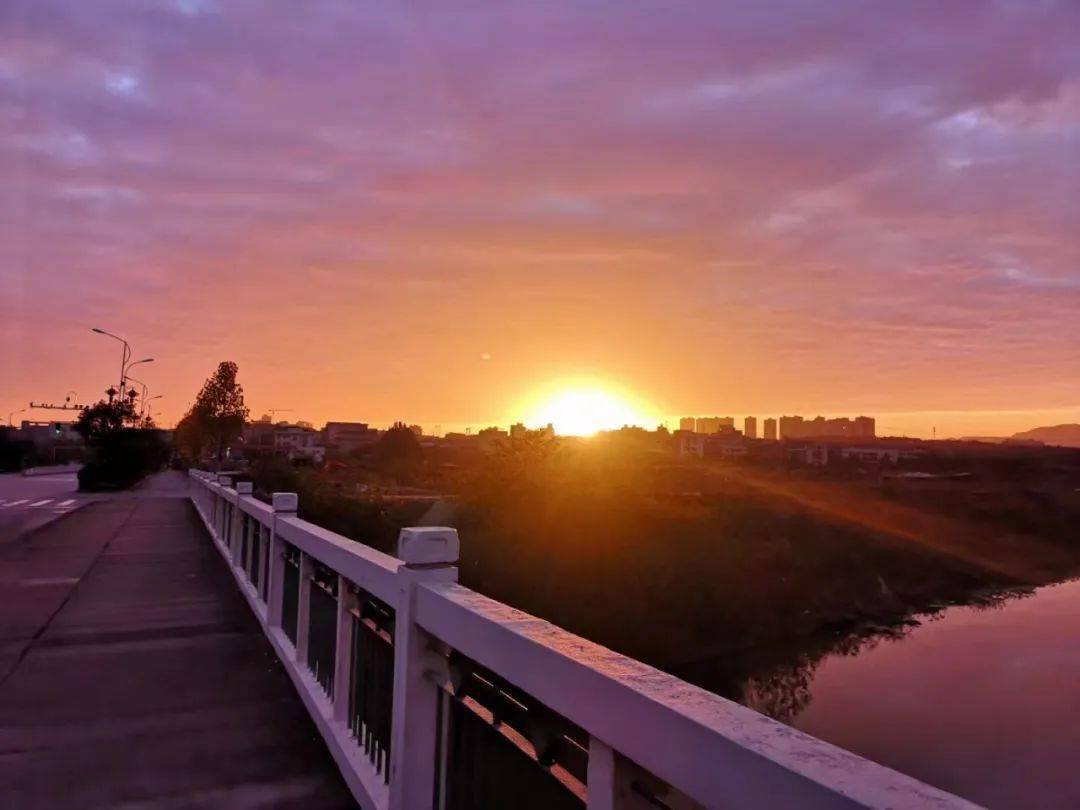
[0,470,977,809]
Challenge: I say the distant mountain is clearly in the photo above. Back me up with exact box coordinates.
[1010,424,1080,448]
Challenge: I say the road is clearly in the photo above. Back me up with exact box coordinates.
[0,469,194,546]
[0,471,84,545]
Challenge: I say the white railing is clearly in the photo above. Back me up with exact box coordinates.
[187,469,977,810]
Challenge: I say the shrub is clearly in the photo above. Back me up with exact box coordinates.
[76,400,168,490]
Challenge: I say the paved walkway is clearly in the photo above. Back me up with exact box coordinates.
[0,488,354,808]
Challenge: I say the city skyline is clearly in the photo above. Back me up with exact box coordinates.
[3,2,1080,439]
[7,358,1080,440]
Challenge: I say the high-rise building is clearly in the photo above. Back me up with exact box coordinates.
[678,417,696,433]
[778,415,803,439]
[743,416,757,439]
[696,416,734,434]
[763,418,778,441]
[777,415,876,440]
[854,416,876,438]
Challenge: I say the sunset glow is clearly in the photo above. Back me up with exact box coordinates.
[523,386,655,436]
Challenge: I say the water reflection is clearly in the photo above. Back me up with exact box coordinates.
[690,582,1076,809]
[682,589,1036,725]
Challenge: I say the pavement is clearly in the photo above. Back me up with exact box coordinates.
[0,472,355,808]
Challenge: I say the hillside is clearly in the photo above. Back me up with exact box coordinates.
[1011,424,1080,447]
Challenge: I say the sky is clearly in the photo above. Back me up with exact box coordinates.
[2,1,1079,437]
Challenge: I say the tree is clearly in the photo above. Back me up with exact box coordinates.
[471,428,561,505]
[374,422,424,483]
[74,399,136,442]
[173,409,211,461]
[180,361,250,462]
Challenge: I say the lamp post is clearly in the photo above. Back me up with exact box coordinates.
[143,395,163,427]
[126,375,149,422]
[91,328,153,394]
[124,360,153,420]
[125,357,154,391]
[7,408,26,427]
[91,328,130,393]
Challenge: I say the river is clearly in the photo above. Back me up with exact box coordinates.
[779,578,1080,808]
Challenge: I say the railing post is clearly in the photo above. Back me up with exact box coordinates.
[216,475,233,544]
[225,480,243,565]
[210,483,219,538]
[267,492,297,629]
[296,552,312,664]
[333,575,357,722]
[235,482,253,574]
[258,525,270,602]
[388,527,460,810]
[586,737,647,809]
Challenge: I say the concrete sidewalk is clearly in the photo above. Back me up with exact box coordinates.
[0,496,354,808]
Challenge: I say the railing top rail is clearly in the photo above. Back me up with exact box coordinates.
[274,514,402,606]
[415,582,977,810]
[237,495,274,522]
[190,472,403,604]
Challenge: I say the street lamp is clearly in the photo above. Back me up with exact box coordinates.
[126,375,149,416]
[7,408,26,427]
[91,328,130,392]
[143,395,163,426]
[126,357,154,389]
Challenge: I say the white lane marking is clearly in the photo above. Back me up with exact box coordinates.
[30,499,54,507]
[57,499,76,506]
[2,499,29,507]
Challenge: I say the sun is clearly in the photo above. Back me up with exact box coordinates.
[522,385,654,436]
